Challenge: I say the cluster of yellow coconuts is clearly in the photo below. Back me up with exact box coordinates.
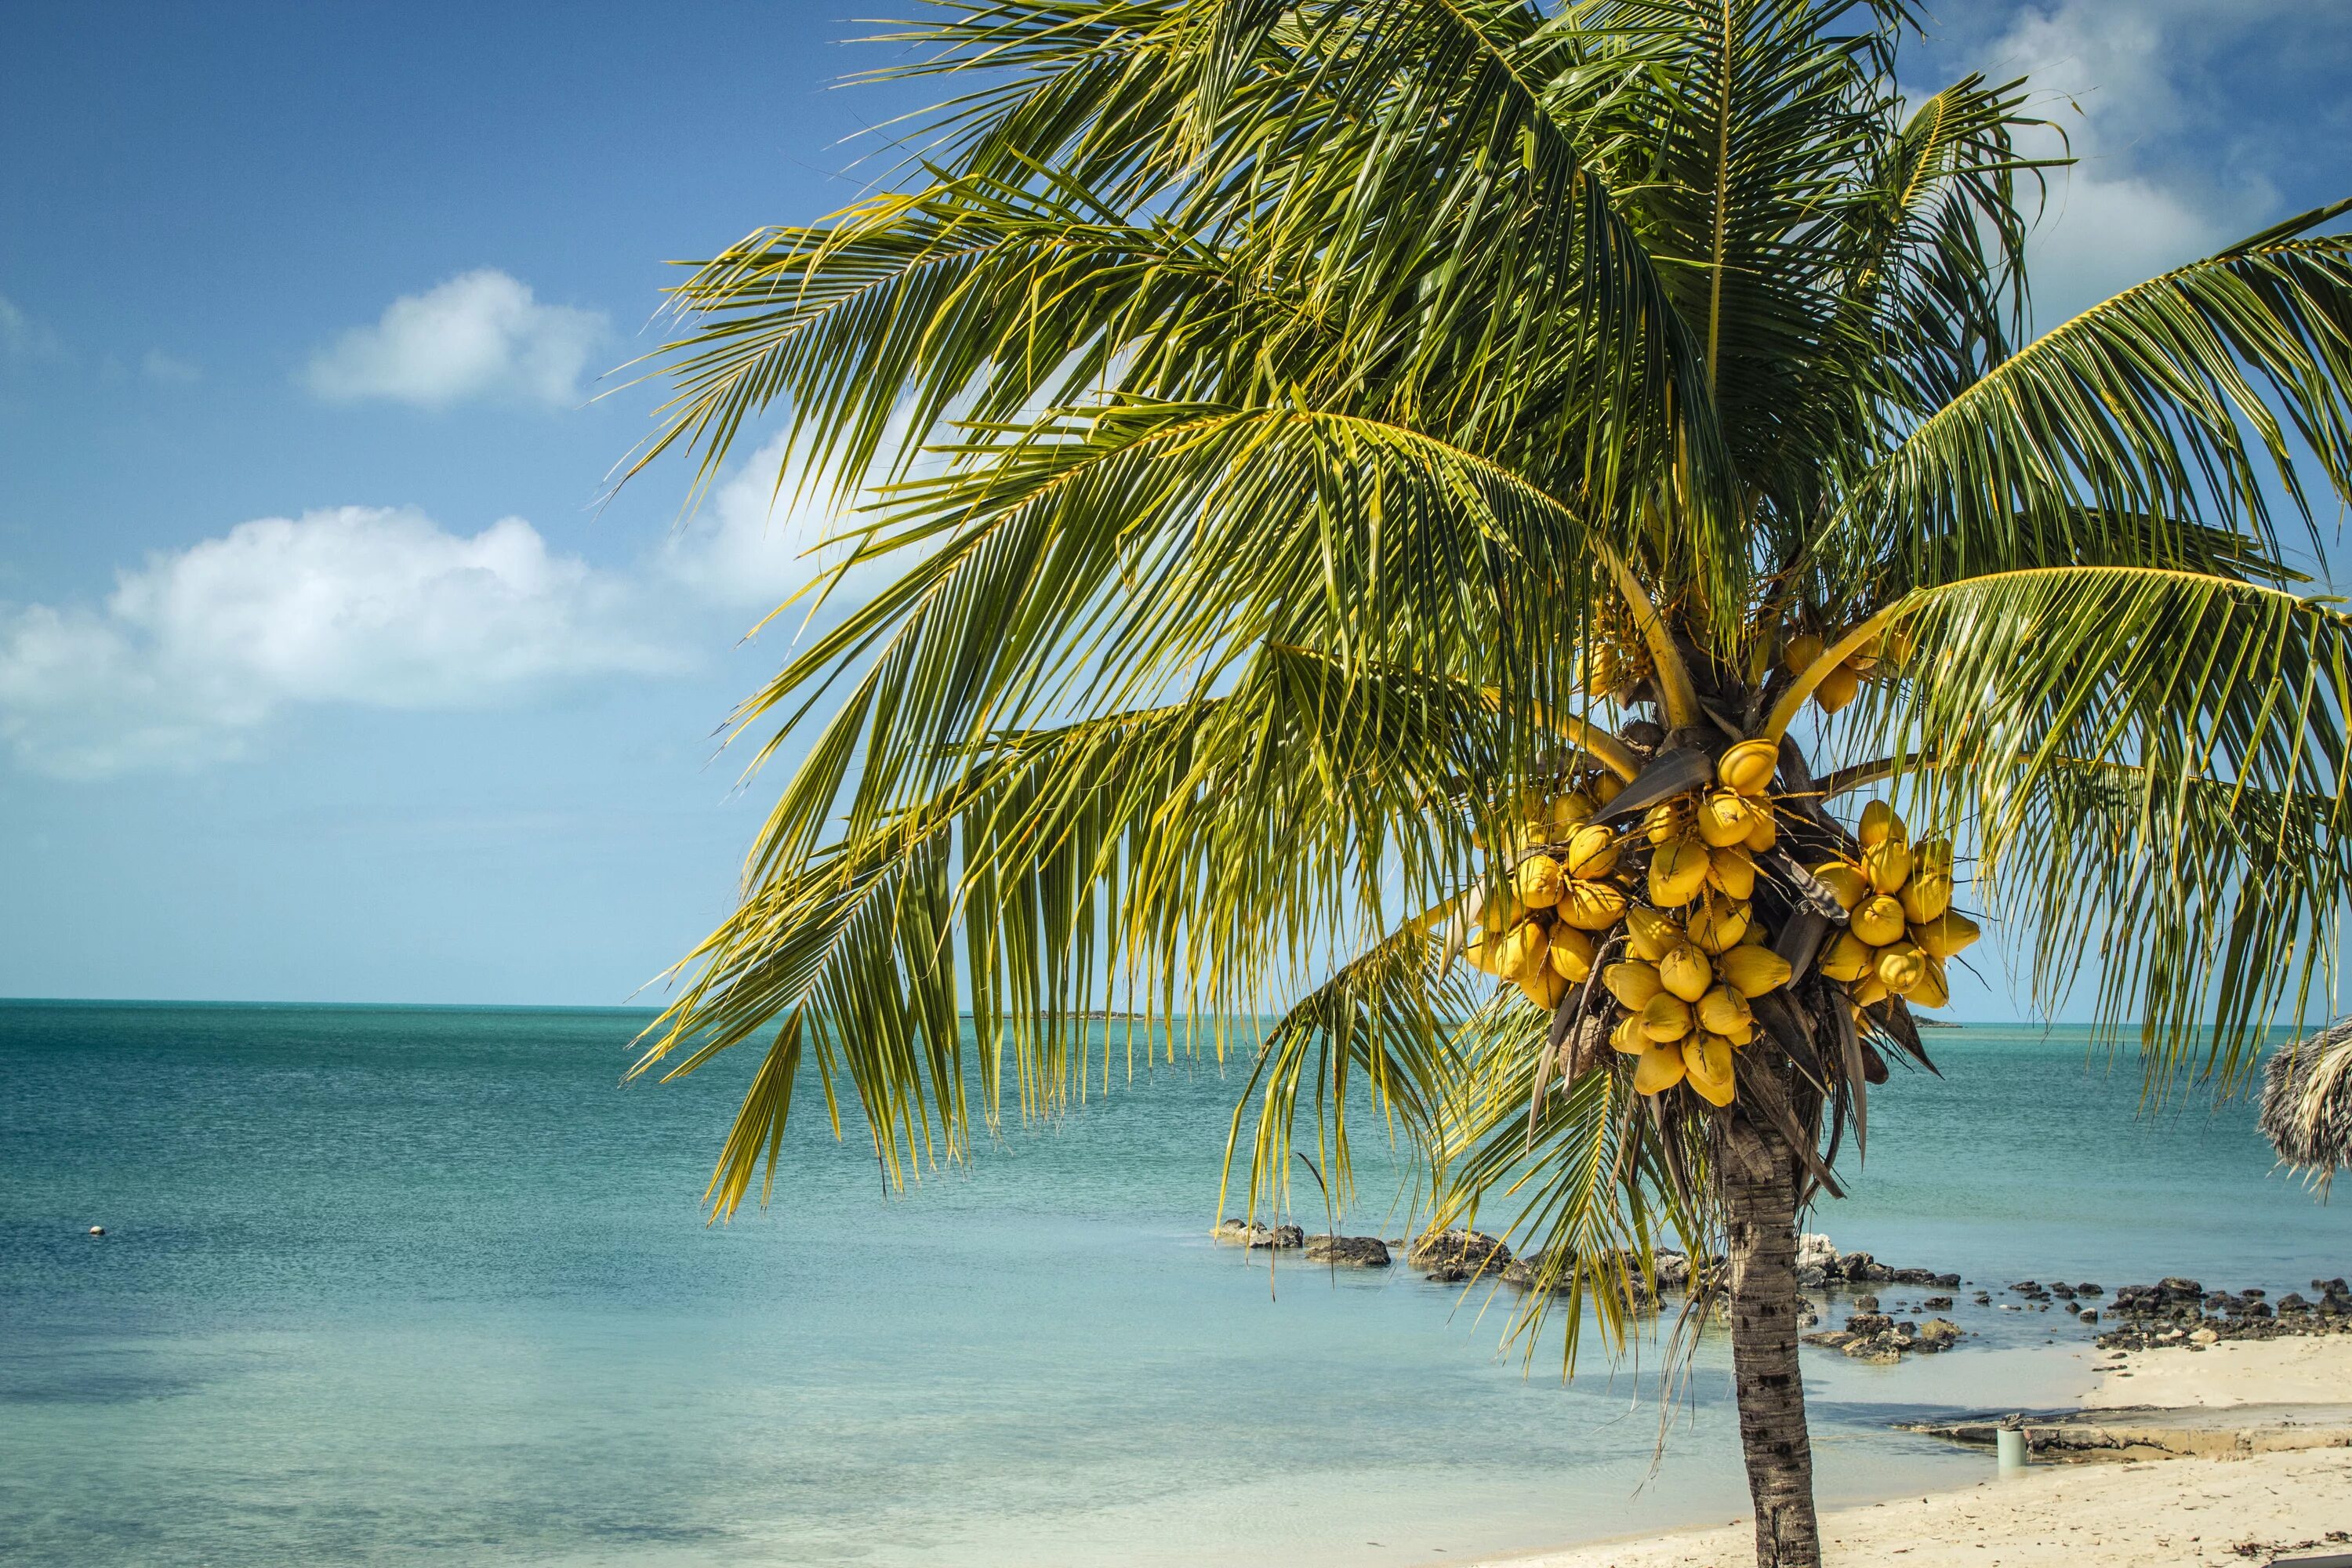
[1780,626,1911,716]
[1468,739,1797,1109]
[1809,802,1979,1010]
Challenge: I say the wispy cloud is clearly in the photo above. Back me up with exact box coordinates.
[304,269,606,409]
[0,292,66,363]
[0,506,682,777]
[140,350,201,387]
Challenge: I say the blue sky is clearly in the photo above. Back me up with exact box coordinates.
[0,2,2347,1009]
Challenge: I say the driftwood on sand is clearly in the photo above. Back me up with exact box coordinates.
[2262,1016,2352,1192]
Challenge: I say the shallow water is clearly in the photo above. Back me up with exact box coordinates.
[2,1004,2344,1566]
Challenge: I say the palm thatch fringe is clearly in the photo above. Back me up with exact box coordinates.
[2262,1018,2352,1193]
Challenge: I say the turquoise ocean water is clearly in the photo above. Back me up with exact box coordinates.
[5,1002,2347,1566]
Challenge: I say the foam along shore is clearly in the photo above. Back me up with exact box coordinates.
[1469,1336,2352,1568]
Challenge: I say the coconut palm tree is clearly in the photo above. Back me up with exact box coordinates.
[623,4,2352,1563]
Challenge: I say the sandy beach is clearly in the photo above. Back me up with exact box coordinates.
[1473,1338,2352,1568]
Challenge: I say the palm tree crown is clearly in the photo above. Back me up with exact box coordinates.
[624,5,2352,1563]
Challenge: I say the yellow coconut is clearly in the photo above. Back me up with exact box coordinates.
[1548,923,1596,983]
[1724,1019,1756,1047]
[1592,771,1624,807]
[1624,907,1682,963]
[1815,660,1862,714]
[1913,837,1953,875]
[1851,972,1889,1007]
[1686,894,1752,954]
[1552,792,1597,833]
[1611,1015,1649,1054]
[1911,908,1980,960]
[1556,878,1628,931]
[1783,630,1824,675]
[1862,839,1911,898]
[1708,843,1757,900]
[1494,920,1550,981]
[1563,824,1619,880]
[1899,869,1952,924]
[1644,800,1689,847]
[1515,855,1565,909]
[1650,833,1712,907]
[1812,861,1870,912]
[1858,800,1901,848]
[1519,967,1570,1009]
[1718,739,1779,797]
[1604,959,1665,1011]
[1697,985,1751,1036]
[1744,808,1779,854]
[1851,893,1907,946]
[1719,944,1793,998]
[1817,931,1874,982]
[1696,788,1755,848]
[1875,942,1927,996]
[1640,993,1694,1042]
[1682,1034,1736,1106]
[1634,1041,1688,1096]
[1908,954,1951,1009]
[1659,943,1713,1003]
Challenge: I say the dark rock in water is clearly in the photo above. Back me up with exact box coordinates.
[1305,1235,1390,1267]
[2247,1299,2274,1319]
[1501,1247,1564,1290]
[1853,1294,1880,1312]
[2010,1279,2039,1293]
[2063,1301,2080,1315]
[1915,1317,1962,1349]
[1251,1225,1305,1250]
[2050,1283,2077,1300]
[1653,1250,1692,1289]
[2079,1309,2099,1323]
[1923,1295,1953,1310]
[1935,1273,1962,1288]
[1216,1219,1305,1249]
[2241,1287,2267,1299]
[2158,1276,2205,1299]
[1846,1312,1893,1336]
[1406,1229,1511,1276]
[2076,1282,2103,1296]
[1890,1267,1940,1286]
[2279,1292,2313,1314]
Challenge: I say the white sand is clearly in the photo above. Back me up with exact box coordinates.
[1470,1448,2352,1567]
[2085,1335,2352,1408]
[1469,1336,2352,1568]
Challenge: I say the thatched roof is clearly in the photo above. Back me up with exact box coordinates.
[2262,1017,2352,1193]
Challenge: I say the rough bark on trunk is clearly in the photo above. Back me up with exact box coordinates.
[1719,1102,1823,1568]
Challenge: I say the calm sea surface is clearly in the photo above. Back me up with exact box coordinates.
[4,1003,2347,1566]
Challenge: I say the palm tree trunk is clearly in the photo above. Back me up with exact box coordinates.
[1719,1105,1823,1568]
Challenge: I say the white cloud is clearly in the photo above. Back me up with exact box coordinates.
[656,434,875,613]
[1973,0,2300,325]
[140,350,201,386]
[0,507,681,777]
[0,293,64,363]
[304,270,606,409]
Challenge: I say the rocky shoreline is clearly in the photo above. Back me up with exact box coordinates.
[1211,1221,2352,1366]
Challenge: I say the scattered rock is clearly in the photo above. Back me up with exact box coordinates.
[1407,1229,1511,1276]
[1916,1318,1963,1350]
[1215,1219,1303,1248]
[1304,1235,1389,1267]
[2079,1309,2098,1323]
[87,1225,104,1236]
[1922,1295,1953,1311]
[1853,1294,1880,1312]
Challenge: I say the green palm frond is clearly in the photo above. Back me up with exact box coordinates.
[1839,202,2352,588]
